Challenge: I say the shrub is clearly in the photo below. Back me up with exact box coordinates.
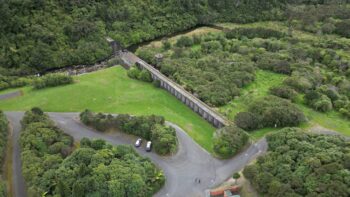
[33,74,73,89]
[234,112,260,131]
[106,57,121,67]
[226,28,285,39]
[313,96,333,112]
[335,20,350,38]
[162,39,171,50]
[127,67,141,79]
[0,75,32,91]
[283,76,313,93]
[0,111,9,173]
[138,70,153,82]
[151,124,177,155]
[201,41,223,54]
[175,36,193,48]
[241,96,306,128]
[213,125,250,159]
[269,85,298,101]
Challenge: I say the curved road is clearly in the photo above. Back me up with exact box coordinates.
[5,112,267,197]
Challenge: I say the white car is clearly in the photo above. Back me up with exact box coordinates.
[135,138,142,147]
[146,141,152,152]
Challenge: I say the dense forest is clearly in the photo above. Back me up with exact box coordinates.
[243,128,350,197]
[20,108,165,196]
[2,0,349,76]
[80,110,178,155]
[0,111,8,197]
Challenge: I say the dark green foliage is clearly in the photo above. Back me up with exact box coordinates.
[0,75,32,91]
[201,41,223,54]
[0,181,6,197]
[54,140,165,196]
[1,0,349,76]
[151,124,178,155]
[80,110,177,155]
[236,96,306,130]
[20,108,74,195]
[127,67,142,79]
[162,39,172,51]
[234,112,260,131]
[0,111,8,170]
[244,128,350,197]
[176,36,194,48]
[138,70,153,82]
[20,108,165,196]
[127,67,153,82]
[213,125,250,158]
[226,28,285,40]
[257,58,292,75]
[304,85,343,112]
[335,19,350,38]
[208,0,285,23]
[33,74,73,89]
[0,111,8,197]
[269,85,298,101]
[0,0,210,75]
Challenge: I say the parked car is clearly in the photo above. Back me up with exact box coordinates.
[146,141,152,152]
[135,138,142,147]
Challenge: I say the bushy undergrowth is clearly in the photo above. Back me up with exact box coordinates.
[33,74,73,89]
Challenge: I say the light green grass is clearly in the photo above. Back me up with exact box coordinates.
[0,66,215,152]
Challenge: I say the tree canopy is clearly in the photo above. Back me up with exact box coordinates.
[20,108,165,196]
[243,128,350,197]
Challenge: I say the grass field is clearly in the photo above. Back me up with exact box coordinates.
[0,66,216,152]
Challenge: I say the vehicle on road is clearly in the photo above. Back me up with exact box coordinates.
[135,138,142,147]
[146,141,152,152]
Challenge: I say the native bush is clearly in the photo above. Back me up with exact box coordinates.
[234,112,260,131]
[33,74,73,89]
[269,85,298,101]
[235,96,306,129]
[244,128,350,197]
[176,36,194,48]
[0,111,8,175]
[226,28,285,40]
[213,125,250,159]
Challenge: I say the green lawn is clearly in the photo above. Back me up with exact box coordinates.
[0,66,215,152]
